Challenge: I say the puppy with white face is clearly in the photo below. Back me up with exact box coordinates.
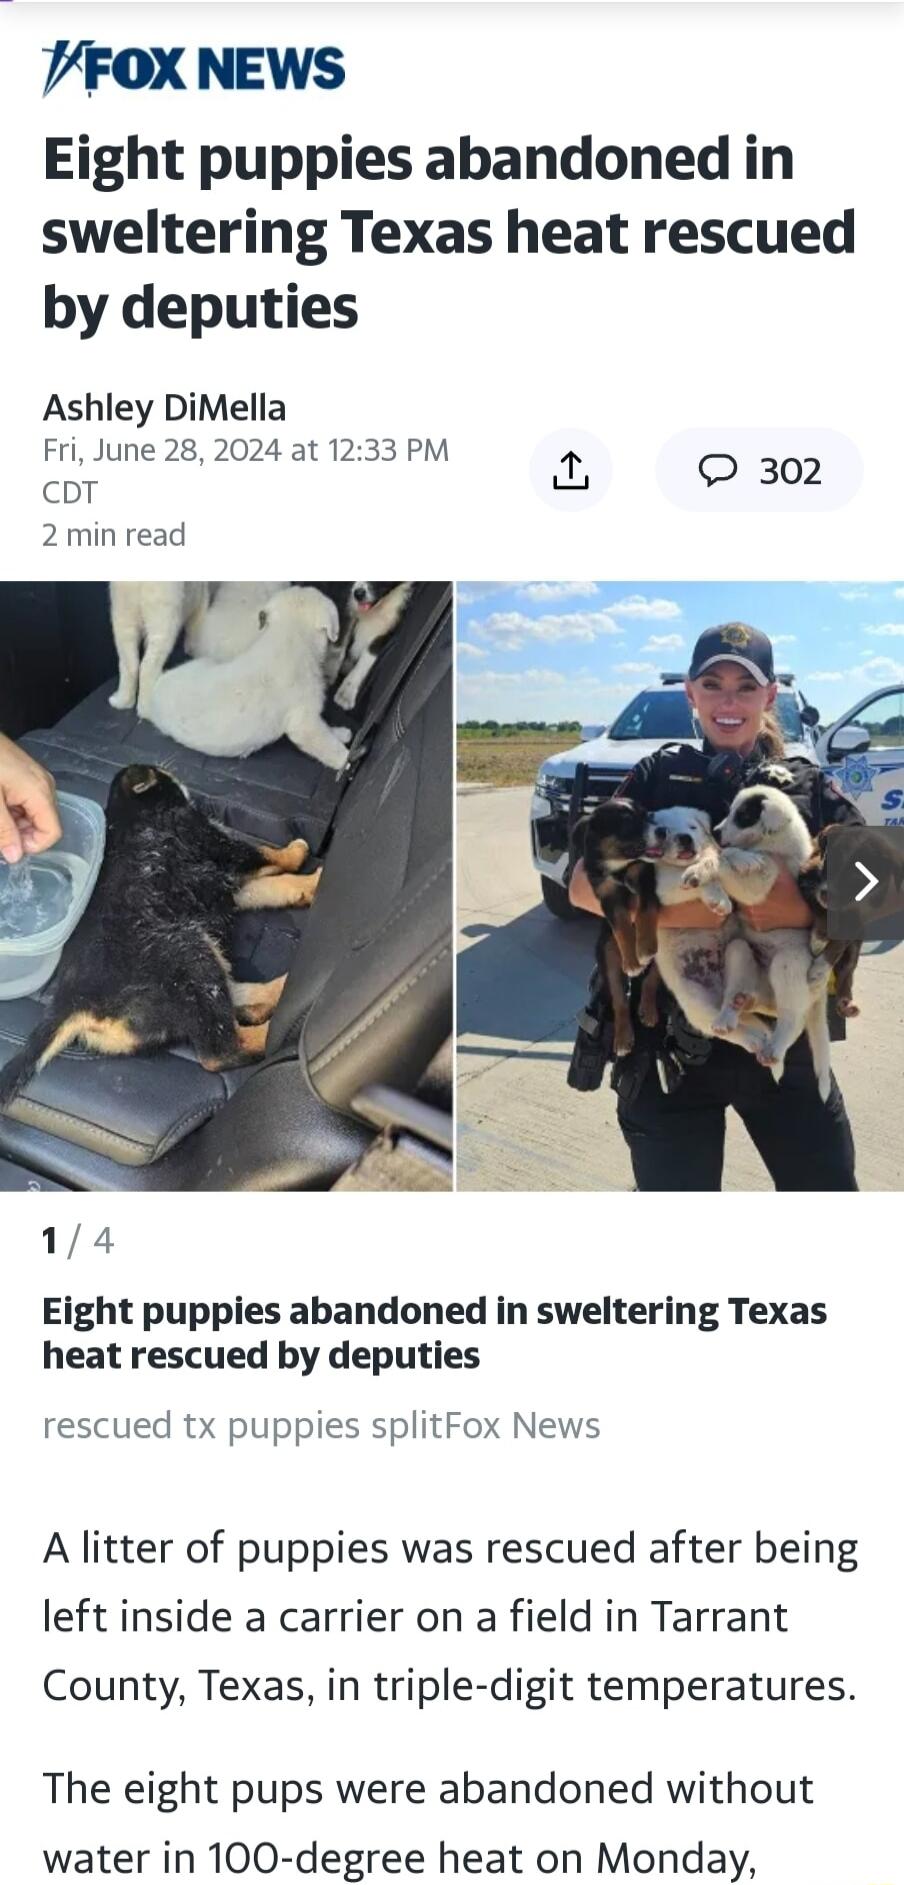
[702,785,831,1098]
[645,792,834,1099]
[717,784,814,869]
[646,806,774,1059]
[680,784,811,911]
[645,807,732,914]
[332,582,414,711]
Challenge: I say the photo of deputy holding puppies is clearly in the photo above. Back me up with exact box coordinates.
[0,580,452,1192]
[457,581,904,1192]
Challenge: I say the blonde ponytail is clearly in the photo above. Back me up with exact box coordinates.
[760,709,785,758]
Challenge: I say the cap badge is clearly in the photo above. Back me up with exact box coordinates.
[721,624,753,650]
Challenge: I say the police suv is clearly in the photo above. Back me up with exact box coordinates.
[530,672,904,918]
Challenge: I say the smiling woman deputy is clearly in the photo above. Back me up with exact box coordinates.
[568,624,863,1192]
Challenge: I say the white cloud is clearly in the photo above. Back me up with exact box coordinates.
[456,666,646,719]
[456,641,489,660]
[456,583,512,606]
[605,595,682,620]
[642,633,685,652]
[838,588,870,602]
[771,635,797,646]
[458,667,566,690]
[847,656,904,686]
[473,609,620,650]
[613,661,657,676]
[894,588,904,601]
[516,581,600,602]
[807,656,904,689]
[866,623,904,638]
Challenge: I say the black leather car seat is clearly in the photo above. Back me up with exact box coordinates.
[0,584,452,1189]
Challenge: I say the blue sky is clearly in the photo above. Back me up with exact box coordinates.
[456,581,904,724]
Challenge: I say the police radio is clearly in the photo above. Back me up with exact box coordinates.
[706,750,745,793]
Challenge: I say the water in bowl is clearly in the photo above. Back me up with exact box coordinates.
[0,857,73,940]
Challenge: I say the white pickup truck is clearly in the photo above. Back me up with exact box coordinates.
[530,673,904,918]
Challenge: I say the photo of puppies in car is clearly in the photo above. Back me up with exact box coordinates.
[457,580,904,1192]
[0,580,452,1192]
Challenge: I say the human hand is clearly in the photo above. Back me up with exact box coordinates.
[568,859,602,914]
[0,734,62,863]
[740,865,812,931]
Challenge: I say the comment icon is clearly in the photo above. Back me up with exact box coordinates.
[698,452,738,488]
[659,430,863,511]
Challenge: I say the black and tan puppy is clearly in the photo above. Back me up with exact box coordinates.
[583,797,660,971]
[581,797,661,1056]
[0,765,319,1112]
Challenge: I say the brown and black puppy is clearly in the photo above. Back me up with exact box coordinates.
[580,797,661,1056]
[0,765,320,1113]
[798,828,861,1018]
[583,797,660,970]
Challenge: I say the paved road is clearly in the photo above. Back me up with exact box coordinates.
[457,786,903,1191]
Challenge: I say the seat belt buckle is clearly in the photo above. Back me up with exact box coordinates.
[335,1082,453,1190]
[351,1081,452,1152]
[340,734,370,785]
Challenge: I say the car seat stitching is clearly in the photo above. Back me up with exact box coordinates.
[310,945,451,1075]
[393,629,449,740]
[5,1092,223,1160]
[399,713,425,880]
[353,856,451,951]
[4,1097,158,1154]
[155,1099,227,1159]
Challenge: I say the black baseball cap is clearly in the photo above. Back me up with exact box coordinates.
[688,623,775,687]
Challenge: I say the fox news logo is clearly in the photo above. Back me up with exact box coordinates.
[42,41,345,97]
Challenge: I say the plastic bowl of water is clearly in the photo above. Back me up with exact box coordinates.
[0,791,106,999]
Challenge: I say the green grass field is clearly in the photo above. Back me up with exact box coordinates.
[456,734,570,787]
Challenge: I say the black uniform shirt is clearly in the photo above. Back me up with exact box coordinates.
[617,740,863,840]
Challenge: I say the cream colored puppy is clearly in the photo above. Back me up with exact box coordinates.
[187,582,292,662]
[147,586,352,772]
[109,582,211,716]
[687,785,831,1098]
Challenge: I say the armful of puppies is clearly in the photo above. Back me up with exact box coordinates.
[569,859,812,930]
[657,865,812,930]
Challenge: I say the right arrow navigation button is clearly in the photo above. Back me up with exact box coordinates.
[825,826,904,940]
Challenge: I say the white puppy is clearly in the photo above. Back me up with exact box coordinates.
[691,785,832,1098]
[647,808,777,1061]
[109,582,211,716]
[645,806,733,918]
[187,582,292,662]
[146,586,353,772]
[188,582,414,712]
